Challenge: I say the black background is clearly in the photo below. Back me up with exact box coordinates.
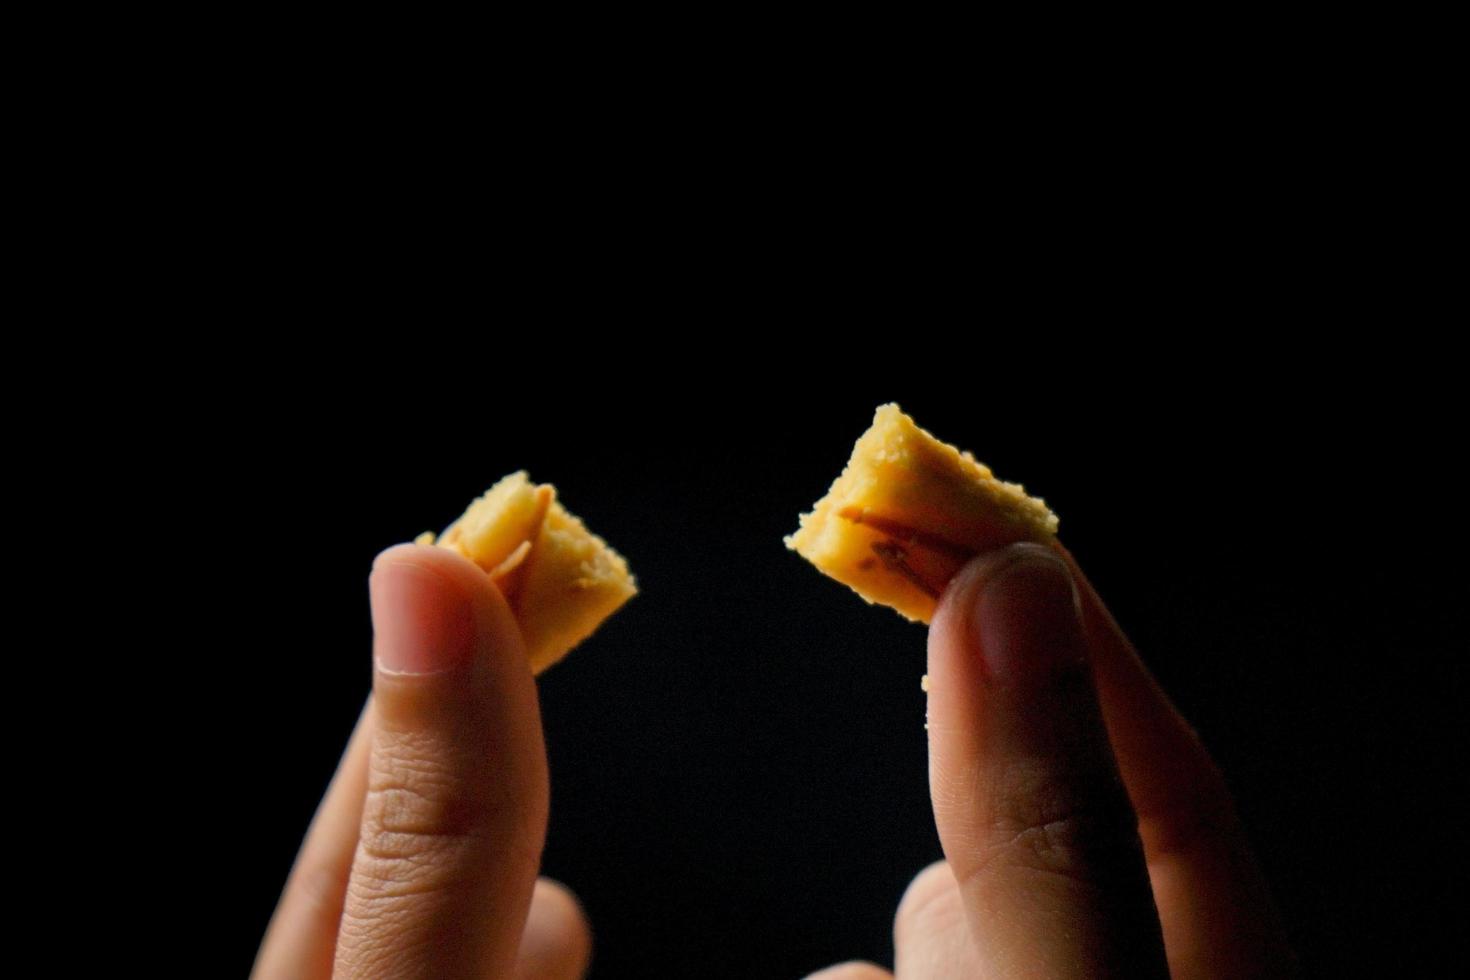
[221,365,1460,978]
[52,23,1461,975]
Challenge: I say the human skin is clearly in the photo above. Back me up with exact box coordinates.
[253,542,1293,979]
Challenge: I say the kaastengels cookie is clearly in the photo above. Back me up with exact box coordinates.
[785,405,1057,623]
[418,472,636,673]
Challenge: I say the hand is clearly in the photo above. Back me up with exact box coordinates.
[808,544,1295,979]
[253,544,592,979]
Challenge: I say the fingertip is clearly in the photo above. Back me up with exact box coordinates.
[371,540,432,571]
[930,542,1080,684]
[931,543,1066,640]
[371,541,496,600]
[934,542,1072,624]
[369,542,525,672]
[365,538,537,753]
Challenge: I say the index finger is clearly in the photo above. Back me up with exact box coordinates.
[1057,544,1296,978]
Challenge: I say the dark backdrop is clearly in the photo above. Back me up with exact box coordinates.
[221,372,1459,978]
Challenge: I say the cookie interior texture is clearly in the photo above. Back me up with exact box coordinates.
[785,404,1058,623]
[419,472,636,673]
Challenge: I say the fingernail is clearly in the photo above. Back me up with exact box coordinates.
[970,545,1084,681]
[370,560,476,674]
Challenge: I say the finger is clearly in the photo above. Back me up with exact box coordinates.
[926,544,1168,979]
[1056,544,1296,979]
[802,962,893,980]
[335,544,549,980]
[253,698,374,980]
[891,861,977,979]
[513,878,592,980]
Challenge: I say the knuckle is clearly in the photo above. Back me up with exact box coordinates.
[351,757,494,899]
[972,758,1143,888]
[998,810,1111,884]
[991,803,1144,887]
[364,779,478,849]
[361,767,480,856]
[343,724,547,907]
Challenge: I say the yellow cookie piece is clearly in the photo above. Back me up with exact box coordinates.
[421,472,636,673]
[785,404,1058,623]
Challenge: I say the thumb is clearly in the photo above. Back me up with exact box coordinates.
[925,543,1167,979]
[334,544,549,979]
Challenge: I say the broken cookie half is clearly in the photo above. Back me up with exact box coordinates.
[785,404,1058,623]
[417,472,636,673]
